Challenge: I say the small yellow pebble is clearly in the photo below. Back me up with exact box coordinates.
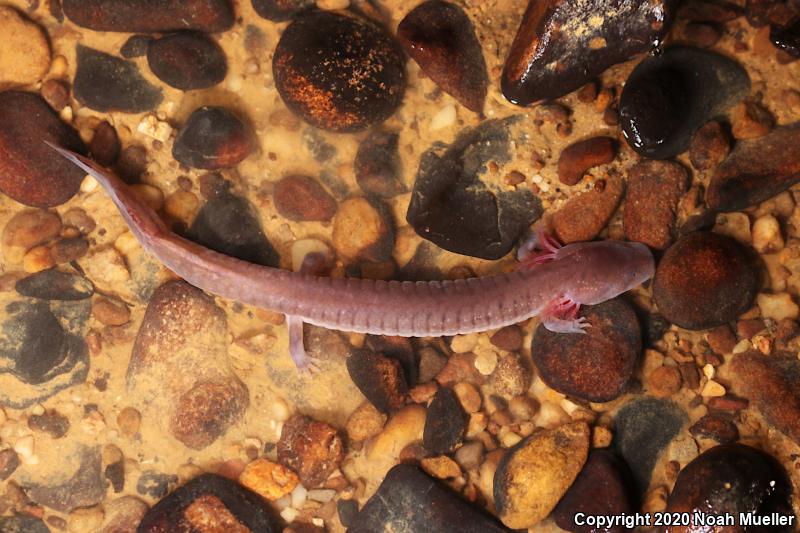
[701,379,726,397]
[239,458,299,501]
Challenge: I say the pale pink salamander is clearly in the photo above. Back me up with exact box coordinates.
[51,145,655,372]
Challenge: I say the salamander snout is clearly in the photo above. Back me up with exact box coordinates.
[614,241,656,290]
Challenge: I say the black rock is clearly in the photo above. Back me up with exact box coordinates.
[0,300,89,408]
[355,131,406,198]
[25,446,105,512]
[147,32,227,90]
[406,118,542,260]
[346,350,408,413]
[185,189,280,267]
[552,450,636,533]
[619,46,749,159]
[423,387,467,454]
[338,499,359,528]
[74,45,163,113]
[136,471,178,499]
[120,34,153,58]
[771,20,800,57]
[348,464,511,533]
[0,516,51,533]
[612,397,687,494]
[273,10,406,132]
[172,107,254,169]
[251,0,314,21]
[137,473,276,532]
[105,460,125,493]
[364,335,419,388]
[28,410,70,438]
[502,0,679,106]
[0,449,20,481]
[666,444,793,531]
[15,270,93,301]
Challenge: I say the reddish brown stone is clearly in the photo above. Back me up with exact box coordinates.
[346,351,408,414]
[665,444,793,533]
[678,362,701,390]
[251,0,314,21]
[707,395,749,412]
[397,0,487,112]
[354,131,406,199]
[706,325,736,354]
[147,31,227,91]
[489,325,523,352]
[0,91,86,207]
[706,123,800,211]
[62,0,234,32]
[683,22,723,47]
[653,232,758,330]
[0,449,20,481]
[273,175,337,222]
[501,0,678,106]
[531,298,640,402]
[40,79,70,112]
[689,120,730,171]
[689,414,739,443]
[277,415,344,488]
[557,137,616,186]
[736,318,766,338]
[623,160,689,250]
[273,11,406,132]
[679,0,743,22]
[552,174,624,243]
[89,121,120,167]
[172,107,254,170]
[731,100,775,140]
[172,380,249,450]
[731,351,800,444]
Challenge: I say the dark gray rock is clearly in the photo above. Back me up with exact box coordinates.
[0,516,50,533]
[136,471,178,499]
[423,387,467,454]
[25,446,105,512]
[15,270,93,301]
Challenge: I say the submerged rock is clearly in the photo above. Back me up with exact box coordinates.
[172,107,254,170]
[349,464,510,532]
[25,446,105,512]
[62,0,234,32]
[0,91,86,208]
[406,119,542,260]
[74,45,163,113]
[354,131,406,198]
[706,123,800,212]
[502,0,678,106]
[251,0,314,21]
[273,11,406,132]
[397,0,487,112]
[15,270,93,301]
[147,32,227,90]
[619,46,749,159]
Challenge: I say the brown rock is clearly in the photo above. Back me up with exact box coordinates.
[665,444,793,533]
[736,317,765,339]
[689,120,730,171]
[98,496,149,533]
[731,351,800,444]
[683,21,722,47]
[494,422,590,529]
[251,0,314,21]
[648,365,683,397]
[623,160,689,250]
[689,414,739,443]
[397,0,488,112]
[435,353,484,386]
[731,100,775,139]
[25,446,105,512]
[346,351,408,413]
[501,0,678,106]
[653,232,758,330]
[346,401,387,442]
[277,414,344,488]
[707,395,749,412]
[489,354,531,398]
[89,121,120,167]
[552,450,635,533]
[127,281,249,450]
[354,131,406,199]
[172,107,254,170]
[332,197,394,263]
[552,174,624,243]
[239,458,298,501]
[92,297,131,326]
[147,32,227,91]
[489,325,523,352]
[679,0,743,22]
[0,91,86,207]
[2,209,62,264]
[557,137,616,186]
[423,387,467,454]
[0,6,51,89]
[272,11,406,132]
[0,449,19,481]
[116,406,141,438]
[28,409,70,438]
[531,298,640,402]
[273,175,337,223]
[706,325,736,354]
[40,80,70,112]
[62,0,234,32]
[678,362,701,390]
[707,124,800,211]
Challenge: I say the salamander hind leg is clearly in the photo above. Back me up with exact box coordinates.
[287,315,320,375]
[517,230,562,268]
[540,296,591,334]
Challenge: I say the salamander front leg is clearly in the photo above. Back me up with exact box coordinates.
[287,315,320,374]
[517,230,562,268]
[540,296,591,334]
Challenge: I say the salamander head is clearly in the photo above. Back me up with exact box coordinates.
[558,240,655,305]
